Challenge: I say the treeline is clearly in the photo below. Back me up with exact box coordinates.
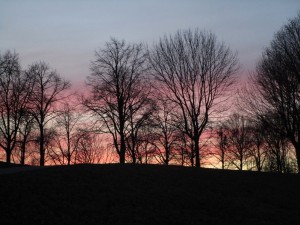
[0,13,299,173]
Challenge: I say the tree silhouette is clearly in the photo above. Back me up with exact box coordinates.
[51,102,81,165]
[73,131,104,164]
[263,122,294,173]
[17,109,35,165]
[247,122,267,172]
[210,123,230,169]
[151,100,179,165]
[149,29,238,167]
[0,51,32,163]
[226,113,251,170]
[125,94,155,163]
[85,38,150,164]
[26,62,70,166]
[249,13,300,172]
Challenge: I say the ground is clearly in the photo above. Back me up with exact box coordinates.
[0,163,300,225]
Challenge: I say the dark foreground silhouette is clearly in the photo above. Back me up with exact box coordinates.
[0,163,300,225]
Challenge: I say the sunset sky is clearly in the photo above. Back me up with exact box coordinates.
[1,0,299,87]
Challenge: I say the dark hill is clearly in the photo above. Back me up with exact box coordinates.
[0,164,300,225]
[0,161,30,168]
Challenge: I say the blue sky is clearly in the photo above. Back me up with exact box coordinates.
[1,0,299,86]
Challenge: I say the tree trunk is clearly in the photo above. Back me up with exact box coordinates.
[240,155,243,170]
[165,146,169,165]
[119,151,125,164]
[20,141,26,165]
[67,133,71,165]
[67,153,71,166]
[131,150,136,164]
[195,137,200,168]
[257,147,261,172]
[6,134,12,163]
[39,127,45,166]
[120,133,126,164]
[221,157,225,170]
[6,150,11,163]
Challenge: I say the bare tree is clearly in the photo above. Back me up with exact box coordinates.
[209,123,230,169]
[74,132,104,164]
[265,133,288,173]
[124,87,154,164]
[43,127,59,165]
[226,113,251,170]
[151,100,179,165]
[175,128,195,166]
[51,102,81,165]
[0,51,32,163]
[17,110,35,165]
[26,62,70,166]
[84,38,149,164]
[262,121,296,173]
[246,13,300,172]
[149,29,238,167]
[247,122,267,172]
[134,125,157,164]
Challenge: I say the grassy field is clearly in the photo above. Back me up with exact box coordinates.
[0,163,300,225]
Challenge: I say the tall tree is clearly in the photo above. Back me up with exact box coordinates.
[248,13,300,172]
[149,29,238,167]
[84,38,150,164]
[0,51,31,163]
[26,62,70,166]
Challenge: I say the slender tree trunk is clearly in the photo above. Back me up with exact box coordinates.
[165,148,169,165]
[257,146,261,172]
[257,158,261,172]
[240,154,243,170]
[118,107,126,164]
[132,149,136,164]
[5,124,14,164]
[120,133,126,164]
[67,146,71,165]
[67,136,71,165]
[145,149,148,164]
[130,136,137,164]
[20,141,26,165]
[221,152,225,170]
[275,149,281,172]
[67,149,71,166]
[39,126,45,166]
[190,151,195,167]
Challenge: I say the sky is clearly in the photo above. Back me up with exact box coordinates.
[1,0,300,88]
